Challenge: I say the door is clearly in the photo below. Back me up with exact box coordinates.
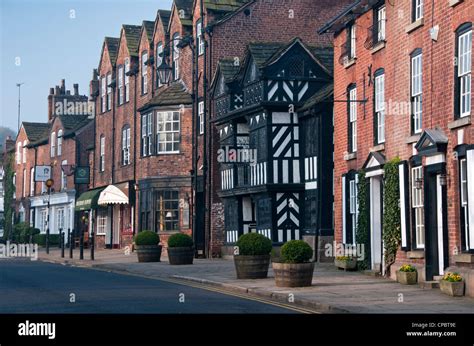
[424,172,448,280]
[370,176,383,272]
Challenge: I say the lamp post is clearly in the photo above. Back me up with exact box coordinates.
[44,178,54,255]
[16,82,24,132]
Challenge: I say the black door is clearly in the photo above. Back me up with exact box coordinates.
[194,191,205,256]
[424,172,439,281]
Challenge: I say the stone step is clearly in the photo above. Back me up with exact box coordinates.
[433,275,444,281]
[363,270,382,277]
[419,281,440,289]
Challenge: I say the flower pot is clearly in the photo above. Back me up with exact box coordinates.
[136,245,162,262]
[334,258,357,271]
[272,262,315,287]
[168,246,194,265]
[440,280,465,297]
[234,255,271,279]
[396,270,417,285]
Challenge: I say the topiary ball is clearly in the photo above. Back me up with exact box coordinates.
[135,230,160,246]
[236,232,272,256]
[281,240,313,263]
[168,233,194,248]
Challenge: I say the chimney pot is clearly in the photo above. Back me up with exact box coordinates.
[73,83,79,95]
[61,79,66,94]
[49,88,54,95]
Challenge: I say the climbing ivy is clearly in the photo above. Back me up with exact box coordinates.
[3,151,15,241]
[382,157,401,276]
[356,170,370,270]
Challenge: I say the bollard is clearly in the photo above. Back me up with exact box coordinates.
[58,229,63,249]
[69,229,73,259]
[46,228,50,255]
[90,230,95,261]
[79,230,84,260]
[61,231,65,258]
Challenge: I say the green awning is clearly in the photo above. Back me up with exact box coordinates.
[75,187,105,211]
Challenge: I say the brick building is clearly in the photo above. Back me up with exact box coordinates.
[320,0,473,295]
[14,80,92,239]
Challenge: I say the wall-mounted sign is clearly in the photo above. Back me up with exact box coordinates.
[34,166,51,182]
[74,166,90,184]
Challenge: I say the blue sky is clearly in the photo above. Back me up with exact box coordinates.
[0,0,173,131]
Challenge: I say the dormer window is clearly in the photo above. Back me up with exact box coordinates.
[142,52,148,94]
[173,33,180,80]
[156,42,163,87]
[118,65,124,105]
[57,130,63,156]
[106,73,112,110]
[50,132,56,157]
[125,58,130,102]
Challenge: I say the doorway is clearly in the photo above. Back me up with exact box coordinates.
[369,175,383,272]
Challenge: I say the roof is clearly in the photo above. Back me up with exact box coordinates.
[202,0,250,13]
[318,0,374,35]
[22,122,50,145]
[138,82,192,111]
[142,20,155,42]
[298,83,333,112]
[219,58,241,82]
[157,9,171,30]
[104,37,120,66]
[173,0,194,26]
[122,24,142,57]
[58,114,92,137]
[248,42,285,68]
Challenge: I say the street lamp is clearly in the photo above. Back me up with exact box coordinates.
[157,60,173,86]
[44,178,54,254]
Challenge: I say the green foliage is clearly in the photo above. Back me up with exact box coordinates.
[236,233,272,256]
[280,240,313,263]
[32,234,60,246]
[12,222,40,243]
[168,233,193,248]
[134,230,160,246]
[3,151,14,241]
[383,157,402,275]
[356,171,370,270]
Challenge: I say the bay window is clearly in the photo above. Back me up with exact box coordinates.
[157,111,180,154]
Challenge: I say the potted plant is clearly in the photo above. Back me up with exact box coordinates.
[440,272,464,297]
[272,240,314,287]
[167,233,194,265]
[396,264,417,285]
[234,233,272,279]
[134,230,162,262]
[334,256,357,271]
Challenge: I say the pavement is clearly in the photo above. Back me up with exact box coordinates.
[36,247,474,314]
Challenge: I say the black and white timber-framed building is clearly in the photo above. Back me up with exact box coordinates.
[211,38,335,252]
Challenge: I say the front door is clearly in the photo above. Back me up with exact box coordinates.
[424,171,448,280]
[370,176,383,272]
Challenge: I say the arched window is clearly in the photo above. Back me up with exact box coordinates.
[122,125,131,165]
[16,142,21,164]
[57,130,63,156]
[22,141,27,163]
[99,135,105,172]
[50,132,56,157]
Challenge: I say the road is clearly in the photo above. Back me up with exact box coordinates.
[0,259,300,314]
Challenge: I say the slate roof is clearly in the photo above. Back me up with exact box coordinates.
[298,83,333,112]
[22,122,50,146]
[59,114,92,137]
[157,9,171,29]
[174,0,194,26]
[122,24,142,57]
[104,37,120,66]
[219,59,241,82]
[142,20,155,42]
[203,0,250,13]
[138,82,192,111]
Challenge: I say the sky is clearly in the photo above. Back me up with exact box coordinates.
[0,0,173,132]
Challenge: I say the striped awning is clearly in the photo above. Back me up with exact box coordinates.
[98,185,129,205]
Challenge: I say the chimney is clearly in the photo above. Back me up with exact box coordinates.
[61,79,66,94]
[55,86,60,95]
[73,83,79,96]
[48,92,55,121]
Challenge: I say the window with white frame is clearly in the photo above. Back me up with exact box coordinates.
[122,126,131,165]
[173,33,180,80]
[22,140,27,163]
[40,209,48,232]
[142,52,148,94]
[349,24,356,59]
[460,158,470,251]
[107,73,112,110]
[413,0,423,22]
[16,142,21,164]
[56,208,65,232]
[50,132,56,157]
[411,51,422,134]
[125,58,130,102]
[457,27,472,118]
[141,113,153,157]
[412,166,424,248]
[61,160,67,190]
[157,111,180,153]
[375,72,385,144]
[96,209,107,235]
[348,86,357,152]
[198,101,204,135]
[349,179,357,245]
[156,42,163,87]
[197,20,204,56]
[101,76,106,113]
[30,167,34,196]
[13,173,16,199]
[376,6,386,42]
[57,130,63,156]
[22,169,26,197]
[118,65,124,105]
[100,135,105,172]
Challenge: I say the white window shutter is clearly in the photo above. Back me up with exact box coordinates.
[342,176,346,244]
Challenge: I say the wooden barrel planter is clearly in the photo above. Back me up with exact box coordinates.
[234,255,271,279]
[168,247,194,265]
[136,245,162,262]
[272,262,315,287]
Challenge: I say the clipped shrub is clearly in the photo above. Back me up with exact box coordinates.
[236,233,272,256]
[281,240,313,263]
[32,234,60,246]
[168,233,193,248]
[135,230,160,246]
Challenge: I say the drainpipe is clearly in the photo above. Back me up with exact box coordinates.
[110,81,116,249]
[133,70,138,236]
